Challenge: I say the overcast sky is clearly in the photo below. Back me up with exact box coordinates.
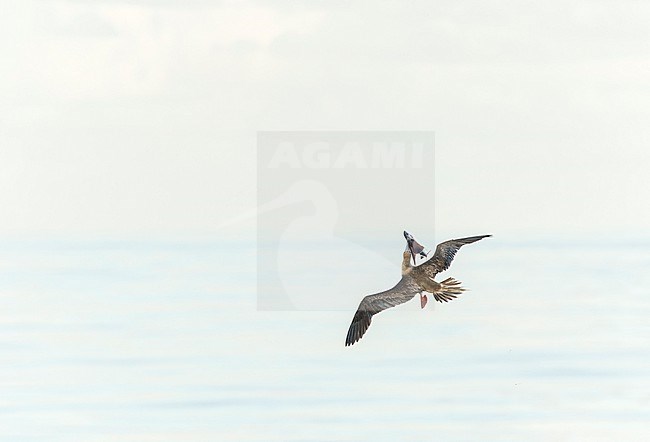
[1,0,649,240]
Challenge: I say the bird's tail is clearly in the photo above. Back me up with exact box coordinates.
[434,277,466,302]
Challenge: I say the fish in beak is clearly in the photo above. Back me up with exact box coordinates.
[403,230,428,265]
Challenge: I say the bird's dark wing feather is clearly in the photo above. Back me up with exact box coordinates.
[422,235,491,276]
[345,276,420,346]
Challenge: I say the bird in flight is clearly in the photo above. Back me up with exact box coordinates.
[345,231,491,346]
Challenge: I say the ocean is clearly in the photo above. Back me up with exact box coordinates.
[0,237,648,441]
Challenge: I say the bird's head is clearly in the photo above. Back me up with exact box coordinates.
[401,249,413,275]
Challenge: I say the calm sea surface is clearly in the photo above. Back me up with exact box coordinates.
[0,238,649,441]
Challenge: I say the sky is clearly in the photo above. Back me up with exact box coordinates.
[1,0,649,240]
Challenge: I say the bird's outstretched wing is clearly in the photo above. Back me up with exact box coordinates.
[345,276,420,346]
[421,235,491,277]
